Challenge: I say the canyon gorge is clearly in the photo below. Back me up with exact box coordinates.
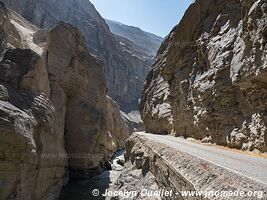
[0,0,267,200]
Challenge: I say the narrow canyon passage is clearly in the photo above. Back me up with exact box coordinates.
[0,0,266,199]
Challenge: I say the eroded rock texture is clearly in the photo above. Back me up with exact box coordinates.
[0,0,154,112]
[0,4,129,199]
[0,4,67,200]
[140,0,267,152]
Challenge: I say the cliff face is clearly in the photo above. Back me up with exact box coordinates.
[140,0,267,152]
[106,96,129,149]
[0,0,152,112]
[46,23,125,177]
[0,4,128,199]
[0,4,67,199]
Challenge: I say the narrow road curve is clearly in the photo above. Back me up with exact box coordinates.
[138,132,267,185]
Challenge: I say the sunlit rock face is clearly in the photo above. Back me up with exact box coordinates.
[0,0,155,112]
[140,0,267,152]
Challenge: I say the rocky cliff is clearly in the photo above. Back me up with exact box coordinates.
[106,96,129,150]
[140,0,267,152]
[0,0,153,112]
[45,22,127,178]
[106,19,163,56]
[0,4,67,199]
[0,3,128,199]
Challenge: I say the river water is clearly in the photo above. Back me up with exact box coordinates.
[60,151,124,200]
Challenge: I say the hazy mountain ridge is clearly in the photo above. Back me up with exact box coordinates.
[106,19,163,56]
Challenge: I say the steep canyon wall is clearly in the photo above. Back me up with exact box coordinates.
[140,0,267,152]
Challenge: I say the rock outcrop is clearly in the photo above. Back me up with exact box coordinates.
[0,4,67,199]
[0,3,129,199]
[140,0,267,152]
[0,0,153,112]
[46,22,124,178]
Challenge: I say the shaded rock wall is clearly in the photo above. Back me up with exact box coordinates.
[46,22,119,177]
[140,0,267,152]
[106,96,129,149]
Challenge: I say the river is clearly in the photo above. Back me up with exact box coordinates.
[60,151,124,200]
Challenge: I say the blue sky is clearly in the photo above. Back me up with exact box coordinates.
[90,0,193,37]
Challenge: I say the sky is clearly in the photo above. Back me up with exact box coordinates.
[90,0,193,38]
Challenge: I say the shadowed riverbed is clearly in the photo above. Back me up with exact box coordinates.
[60,151,124,200]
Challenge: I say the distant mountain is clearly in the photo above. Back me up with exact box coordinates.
[106,19,163,56]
